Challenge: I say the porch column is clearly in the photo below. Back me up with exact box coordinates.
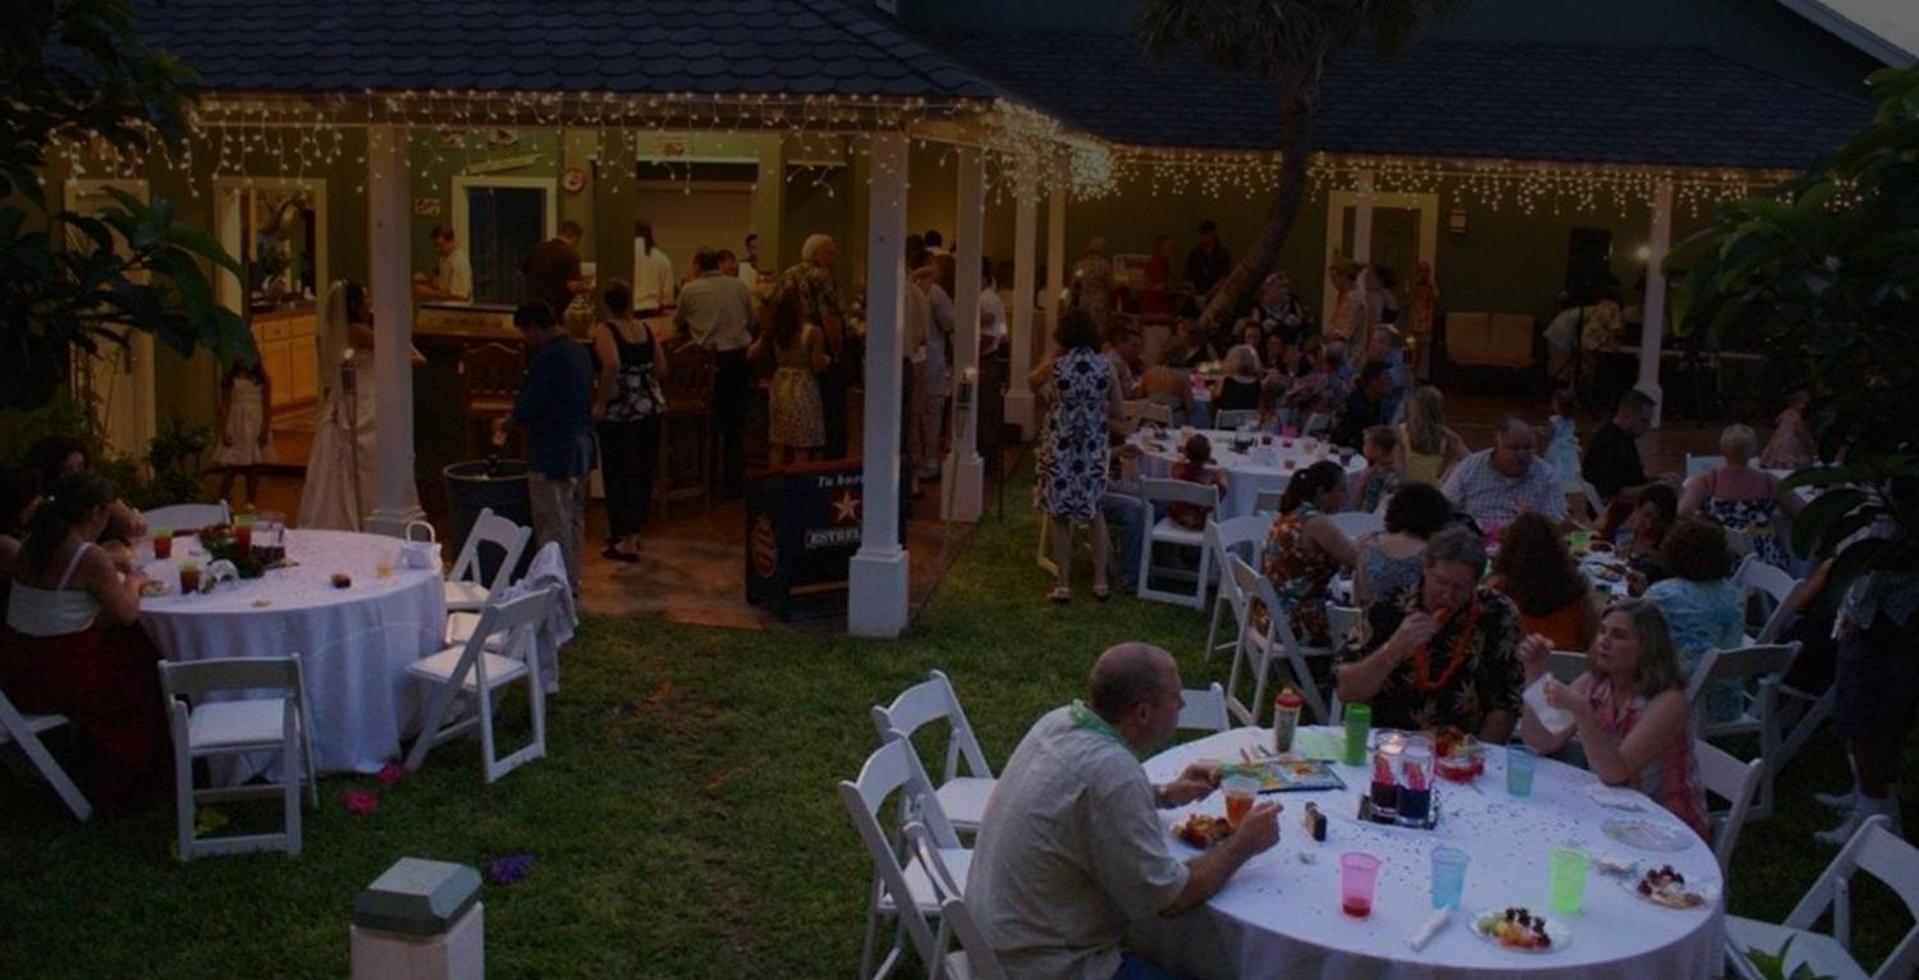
[849,133,911,638]
[365,124,424,536]
[1352,168,1376,265]
[1044,153,1067,357]
[1004,167,1039,439]
[941,147,985,523]
[1637,179,1675,428]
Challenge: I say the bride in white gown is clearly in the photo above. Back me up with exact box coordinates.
[298,281,387,530]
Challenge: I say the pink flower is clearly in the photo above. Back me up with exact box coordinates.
[341,788,380,815]
[377,762,406,787]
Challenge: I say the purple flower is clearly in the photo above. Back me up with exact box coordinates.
[485,852,536,886]
[377,762,406,787]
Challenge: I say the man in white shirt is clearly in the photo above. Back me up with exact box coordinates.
[979,256,1008,357]
[1440,416,1571,527]
[412,225,471,302]
[631,219,675,315]
[737,232,763,286]
[969,643,1281,980]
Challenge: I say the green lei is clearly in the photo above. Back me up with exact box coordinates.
[1068,700,1136,757]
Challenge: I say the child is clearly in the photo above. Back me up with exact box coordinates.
[1760,390,1815,469]
[1349,425,1402,514]
[215,354,272,505]
[1544,385,1582,491]
[1168,433,1228,531]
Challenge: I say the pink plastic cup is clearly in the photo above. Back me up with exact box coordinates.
[1340,852,1383,917]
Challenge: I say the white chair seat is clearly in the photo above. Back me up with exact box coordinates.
[407,644,528,691]
[187,699,291,751]
[879,846,973,915]
[444,612,507,652]
[935,777,996,830]
[0,711,68,743]
[1148,517,1207,547]
[1725,917,1869,980]
[443,580,491,611]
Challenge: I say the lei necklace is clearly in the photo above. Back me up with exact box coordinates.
[1410,596,1483,693]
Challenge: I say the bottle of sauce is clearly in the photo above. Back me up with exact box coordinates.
[1272,687,1304,755]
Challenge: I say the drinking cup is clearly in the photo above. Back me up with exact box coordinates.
[1342,703,1372,766]
[152,530,173,560]
[1549,847,1591,915]
[179,561,202,595]
[1430,846,1469,909]
[1222,776,1258,828]
[1506,744,1537,797]
[1340,852,1382,917]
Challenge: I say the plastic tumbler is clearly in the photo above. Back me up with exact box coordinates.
[1506,744,1537,797]
[1340,852,1382,917]
[1550,847,1591,915]
[1342,704,1372,766]
[1430,846,1469,909]
[1222,776,1258,829]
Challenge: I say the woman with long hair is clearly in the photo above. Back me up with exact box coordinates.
[299,280,420,530]
[1490,511,1602,649]
[2,471,169,811]
[1644,518,1746,724]
[591,279,669,561]
[1260,460,1358,646]
[1396,386,1470,484]
[1351,481,1450,607]
[1519,600,1710,838]
[753,287,829,467]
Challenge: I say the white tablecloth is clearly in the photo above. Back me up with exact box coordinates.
[138,530,446,779]
[1135,429,1368,519]
[1133,726,1725,979]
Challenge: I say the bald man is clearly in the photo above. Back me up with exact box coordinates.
[967,644,1280,980]
[1439,415,1571,527]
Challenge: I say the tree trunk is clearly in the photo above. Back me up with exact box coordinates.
[1199,76,1319,341]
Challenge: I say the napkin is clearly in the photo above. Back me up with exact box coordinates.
[1407,908,1450,951]
[1524,675,1574,735]
[1294,729,1345,762]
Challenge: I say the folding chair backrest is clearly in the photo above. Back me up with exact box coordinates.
[839,742,945,980]
[1230,555,1331,723]
[1685,455,1725,481]
[938,895,1011,980]
[1252,488,1285,514]
[1210,514,1273,564]
[1688,643,1800,705]
[1303,411,1331,436]
[142,500,232,534]
[1782,816,1919,977]
[1177,683,1230,734]
[870,670,994,785]
[1547,651,1589,685]
[1215,409,1258,430]
[1327,605,1361,648]
[449,507,532,594]
[1573,480,1602,521]
[158,656,301,703]
[1140,477,1219,510]
[467,587,555,665]
[1694,738,1760,872]
[1735,556,1806,643]
[1326,512,1383,544]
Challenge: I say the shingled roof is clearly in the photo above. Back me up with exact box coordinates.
[922,33,1874,171]
[133,0,997,99]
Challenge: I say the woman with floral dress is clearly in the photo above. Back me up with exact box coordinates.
[1680,424,1803,569]
[1032,310,1121,602]
[1259,460,1357,646]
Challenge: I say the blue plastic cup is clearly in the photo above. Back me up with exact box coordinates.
[1430,845,1469,910]
[1507,744,1537,797]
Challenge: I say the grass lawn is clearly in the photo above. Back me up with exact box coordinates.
[1,477,1914,978]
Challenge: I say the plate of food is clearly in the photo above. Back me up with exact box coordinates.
[1624,865,1715,909]
[1172,813,1234,850]
[1603,818,1694,853]
[1432,727,1486,781]
[1220,757,1346,793]
[1471,906,1569,953]
[138,578,172,598]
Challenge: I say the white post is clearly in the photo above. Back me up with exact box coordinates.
[1352,169,1376,265]
[1043,153,1067,358]
[942,147,985,523]
[1004,167,1039,439]
[1638,179,1674,428]
[364,124,424,536]
[849,133,911,638]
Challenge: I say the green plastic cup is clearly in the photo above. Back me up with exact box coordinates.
[1549,847,1590,915]
[1342,703,1372,766]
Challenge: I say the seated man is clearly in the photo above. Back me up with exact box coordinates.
[1329,360,1393,450]
[1439,416,1570,527]
[1582,388,1654,499]
[968,643,1280,980]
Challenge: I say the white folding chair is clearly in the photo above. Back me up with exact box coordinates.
[1302,411,1332,437]
[1734,555,1806,645]
[0,687,91,820]
[841,734,970,980]
[1696,739,1762,874]
[141,500,232,534]
[1547,650,1590,685]
[1178,682,1231,734]
[1326,511,1383,546]
[1121,399,1173,431]
[1327,604,1362,648]
[443,507,532,613]
[405,587,555,783]
[1689,642,1800,820]
[1724,816,1919,980]
[1570,479,1603,522]
[1136,478,1219,609]
[1215,408,1258,430]
[871,671,996,835]
[1203,515,1274,663]
[158,655,317,860]
[902,822,1011,980]
[1686,455,1725,481]
[1251,487,1285,514]
[1225,555,1334,726]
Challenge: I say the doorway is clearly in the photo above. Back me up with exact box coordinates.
[214,178,329,412]
[1323,189,1439,328]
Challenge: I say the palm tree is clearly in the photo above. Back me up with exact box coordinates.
[1136,0,1459,339]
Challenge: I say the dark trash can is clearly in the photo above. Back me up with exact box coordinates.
[443,459,532,586]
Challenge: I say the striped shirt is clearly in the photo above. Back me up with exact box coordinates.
[1440,449,1570,526]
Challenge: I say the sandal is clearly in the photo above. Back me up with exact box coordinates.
[1092,584,1112,602]
[1047,587,1071,604]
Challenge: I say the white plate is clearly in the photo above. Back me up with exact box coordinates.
[1602,819,1694,853]
[1470,907,1572,954]
[1618,875,1717,910]
[1586,785,1646,811]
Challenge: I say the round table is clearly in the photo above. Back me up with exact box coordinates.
[1132,726,1725,978]
[1134,429,1367,519]
[138,529,446,780]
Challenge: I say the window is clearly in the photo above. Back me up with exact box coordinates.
[464,185,549,305]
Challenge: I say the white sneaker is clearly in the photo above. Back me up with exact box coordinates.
[1814,808,1865,847]
[1816,795,1903,846]
[1814,789,1857,811]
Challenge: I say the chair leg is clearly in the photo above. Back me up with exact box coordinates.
[857,880,883,980]
[406,679,461,773]
[15,728,92,821]
[479,685,501,784]
[1225,627,1250,724]
[284,726,302,857]
[174,744,196,862]
[1204,591,1227,661]
[1249,640,1272,728]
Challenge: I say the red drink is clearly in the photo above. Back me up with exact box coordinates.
[153,534,172,560]
[1343,896,1373,917]
[179,564,201,594]
[235,522,252,554]
[1225,790,1254,828]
